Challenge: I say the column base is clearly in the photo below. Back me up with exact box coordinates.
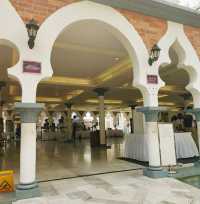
[16,182,41,200]
[143,167,168,178]
[194,159,200,167]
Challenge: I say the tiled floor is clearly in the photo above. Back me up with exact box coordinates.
[0,137,142,184]
[13,170,200,204]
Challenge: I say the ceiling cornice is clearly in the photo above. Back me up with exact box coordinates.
[90,0,200,28]
[55,42,125,57]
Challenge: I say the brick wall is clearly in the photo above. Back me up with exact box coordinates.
[184,25,200,59]
[10,0,77,23]
[10,0,200,57]
[119,9,167,53]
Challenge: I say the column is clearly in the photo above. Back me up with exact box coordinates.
[64,102,72,141]
[129,104,136,133]
[0,82,5,135]
[6,110,14,140]
[94,88,108,146]
[137,106,168,178]
[15,103,44,199]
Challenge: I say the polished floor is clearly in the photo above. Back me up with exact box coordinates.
[14,170,200,204]
[0,137,142,184]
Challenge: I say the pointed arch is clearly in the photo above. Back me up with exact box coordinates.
[37,0,149,94]
[157,21,200,108]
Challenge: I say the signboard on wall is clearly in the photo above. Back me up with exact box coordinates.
[147,75,158,84]
[23,61,41,73]
[158,123,176,166]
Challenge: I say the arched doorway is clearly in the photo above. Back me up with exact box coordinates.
[34,1,146,181]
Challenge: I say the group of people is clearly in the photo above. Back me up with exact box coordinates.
[42,115,89,142]
[171,112,196,132]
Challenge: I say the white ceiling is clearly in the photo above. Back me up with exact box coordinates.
[51,20,128,78]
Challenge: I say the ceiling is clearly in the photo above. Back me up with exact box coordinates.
[0,20,192,112]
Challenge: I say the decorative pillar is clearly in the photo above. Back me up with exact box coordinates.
[137,106,168,178]
[94,88,108,146]
[64,102,72,141]
[15,103,44,199]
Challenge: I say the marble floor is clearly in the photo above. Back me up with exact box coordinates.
[13,170,200,204]
[0,137,142,184]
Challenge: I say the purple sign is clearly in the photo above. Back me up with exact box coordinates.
[23,61,41,73]
[147,75,158,84]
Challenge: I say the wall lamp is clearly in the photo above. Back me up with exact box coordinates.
[148,44,161,66]
[26,19,39,49]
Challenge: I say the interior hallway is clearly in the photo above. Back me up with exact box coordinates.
[0,137,142,184]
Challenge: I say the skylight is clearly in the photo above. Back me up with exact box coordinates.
[162,0,200,11]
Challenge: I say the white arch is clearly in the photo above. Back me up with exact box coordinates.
[157,21,200,108]
[37,0,149,95]
[0,1,53,103]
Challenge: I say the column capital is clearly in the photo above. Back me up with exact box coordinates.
[0,81,6,90]
[94,87,108,96]
[187,108,200,122]
[15,103,44,123]
[136,106,167,122]
[64,102,72,109]
[128,104,137,109]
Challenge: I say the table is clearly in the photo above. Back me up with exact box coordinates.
[175,132,199,159]
[124,133,148,161]
[124,132,199,161]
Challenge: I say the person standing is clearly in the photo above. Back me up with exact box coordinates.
[72,115,79,143]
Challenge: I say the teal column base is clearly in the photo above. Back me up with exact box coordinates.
[16,182,41,200]
[194,159,200,167]
[143,167,168,178]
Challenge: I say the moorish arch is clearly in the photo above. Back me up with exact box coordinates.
[0,0,53,103]
[36,0,151,105]
[157,21,200,108]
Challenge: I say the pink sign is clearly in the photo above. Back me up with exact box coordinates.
[147,75,158,84]
[23,61,41,73]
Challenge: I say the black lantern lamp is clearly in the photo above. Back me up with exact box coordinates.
[148,44,161,66]
[26,19,39,49]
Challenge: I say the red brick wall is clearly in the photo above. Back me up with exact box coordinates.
[184,25,200,59]
[10,0,77,23]
[10,0,200,57]
[119,9,167,52]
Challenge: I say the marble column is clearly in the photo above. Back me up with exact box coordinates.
[94,88,108,146]
[137,106,168,178]
[15,103,44,199]
[64,102,72,141]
